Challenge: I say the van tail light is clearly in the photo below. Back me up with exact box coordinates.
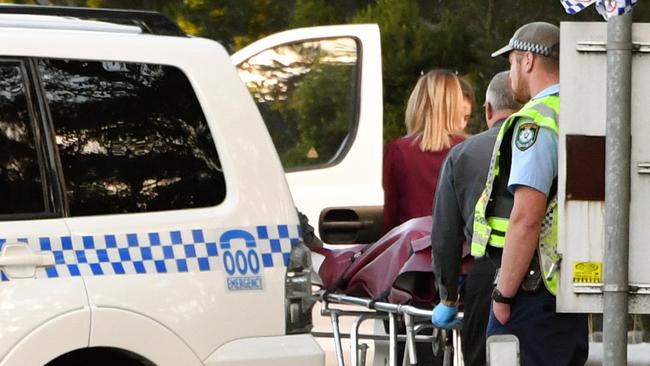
[285,240,316,334]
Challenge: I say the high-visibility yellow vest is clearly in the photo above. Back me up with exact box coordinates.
[471,95,561,295]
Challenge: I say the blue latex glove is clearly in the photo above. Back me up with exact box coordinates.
[431,303,461,329]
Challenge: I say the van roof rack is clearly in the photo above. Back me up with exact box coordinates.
[0,4,186,37]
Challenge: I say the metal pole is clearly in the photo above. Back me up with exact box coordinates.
[388,312,397,366]
[603,10,632,366]
[330,312,346,366]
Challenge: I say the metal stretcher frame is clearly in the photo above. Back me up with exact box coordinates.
[312,291,463,366]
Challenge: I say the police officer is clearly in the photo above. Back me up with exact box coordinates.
[430,71,520,366]
[473,22,588,365]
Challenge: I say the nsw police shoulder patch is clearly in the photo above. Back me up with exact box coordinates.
[515,123,539,151]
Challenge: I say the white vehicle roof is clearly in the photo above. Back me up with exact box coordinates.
[0,13,142,33]
[0,5,186,36]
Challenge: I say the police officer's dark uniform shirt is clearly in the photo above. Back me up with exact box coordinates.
[431,120,504,302]
[431,121,505,366]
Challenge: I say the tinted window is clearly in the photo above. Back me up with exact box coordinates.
[0,63,47,215]
[237,37,359,170]
[39,59,225,216]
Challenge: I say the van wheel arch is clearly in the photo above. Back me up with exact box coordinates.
[46,347,155,366]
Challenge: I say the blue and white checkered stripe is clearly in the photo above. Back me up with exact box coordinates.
[561,0,637,19]
[256,225,302,270]
[561,0,596,15]
[0,224,302,281]
[510,38,554,57]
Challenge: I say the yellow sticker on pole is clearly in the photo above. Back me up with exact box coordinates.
[572,262,603,284]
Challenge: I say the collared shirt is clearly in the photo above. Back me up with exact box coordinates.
[507,84,559,195]
[534,84,560,99]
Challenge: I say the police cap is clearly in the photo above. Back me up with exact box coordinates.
[492,22,560,58]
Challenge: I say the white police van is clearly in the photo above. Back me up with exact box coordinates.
[0,5,323,365]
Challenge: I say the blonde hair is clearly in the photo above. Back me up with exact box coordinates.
[405,70,466,152]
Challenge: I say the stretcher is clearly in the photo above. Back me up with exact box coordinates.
[308,216,468,366]
[312,290,463,366]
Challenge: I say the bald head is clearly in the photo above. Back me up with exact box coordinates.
[484,71,521,128]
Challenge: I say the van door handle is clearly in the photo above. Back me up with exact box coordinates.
[0,244,55,278]
[0,253,55,267]
[639,162,650,175]
[320,220,372,230]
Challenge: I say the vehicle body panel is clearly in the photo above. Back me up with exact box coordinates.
[232,24,384,236]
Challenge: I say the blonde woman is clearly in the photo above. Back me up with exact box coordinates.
[383,70,469,234]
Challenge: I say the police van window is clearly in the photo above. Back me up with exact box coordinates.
[237,37,359,171]
[0,63,48,216]
[38,59,226,216]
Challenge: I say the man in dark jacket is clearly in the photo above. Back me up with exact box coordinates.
[429,71,521,366]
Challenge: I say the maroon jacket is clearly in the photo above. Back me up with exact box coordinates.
[382,134,464,234]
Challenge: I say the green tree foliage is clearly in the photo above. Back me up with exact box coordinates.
[290,0,372,28]
[290,0,338,28]
[10,0,650,140]
[0,0,171,8]
[169,0,294,51]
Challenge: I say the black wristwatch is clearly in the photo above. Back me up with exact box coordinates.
[491,287,516,305]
